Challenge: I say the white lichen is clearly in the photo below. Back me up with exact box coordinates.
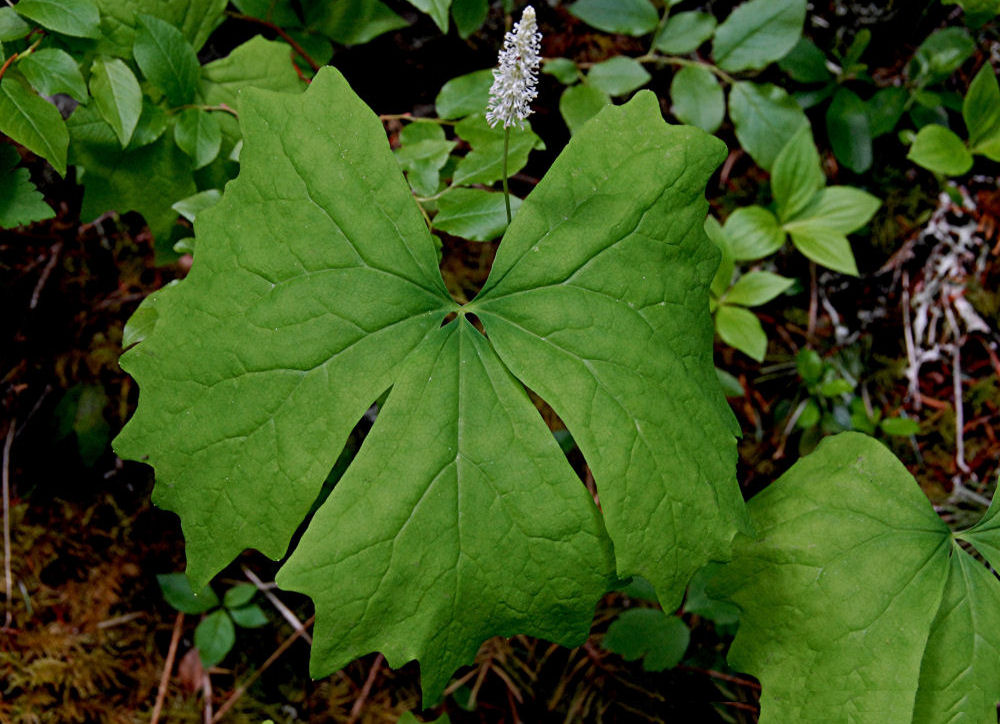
[485,6,542,129]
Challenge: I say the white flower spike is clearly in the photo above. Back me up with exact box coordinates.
[486,6,542,129]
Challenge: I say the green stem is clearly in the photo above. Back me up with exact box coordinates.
[502,126,511,225]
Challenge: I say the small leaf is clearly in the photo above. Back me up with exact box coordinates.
[543,58,579,85]
[670,65,724,134]
[559,83,611,135]
[684,563,740,625]
[603,609,690,672]
[223,583,257,609]
[195,609,236,667]
[173,108,222,169]
[18,49,87,103]
[307,0,408,46]
[567,0,658,36]
[128,101,169,149]
[157,572,220,614]
[705,216,734,298]
[728,81,809,171]
[819,378,853,397]
[826,87,873,173]
[435,69,493,119]
[653,11,716,55]
[778,37,831,84]
[713,0,807,73]
[0,146,53,228]
[133,13,201,108]
[586,56,651,97]
[716,304,767,361]
[0,7,30,41]
[451,121,540,186]
[907,124,973,176]
[771,124,824,223]
[722,206,785,261]
[14,0,99,38]
[880,417,920,437]
[725,271,794,307]
[406,0,450,32]
[0,73,68,175]
[451,0,487,38]
[783,186,881,234]
[715,367,745,398]
[172,189,221,223]
[788,226,858,275]
[228,603,269,628]
[865,86,908,138]
[964,64,1000,160]
[434,189,521,241]
[90,57,142,147]
[909,28,975,86]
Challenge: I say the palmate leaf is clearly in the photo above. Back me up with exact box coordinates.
[713,433,1000,722]
[114,67,748,701]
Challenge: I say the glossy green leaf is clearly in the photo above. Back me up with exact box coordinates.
[90,57,142,147]
[907,124,973,176]
[654,11,716,55]
[778,37,831,84]
[603,609,690,671]
[543,58,579,85]
[93,0,227,54]
[713,0,806,72]
[195,609,236,667]
[115,70,748,702]
[0,8,30,42]
[14,0,99,38]
[729,82,809,171]
[788,226,858,275]
[725,271,793,308]
[587,56,651,97]
[567,0,658,36]
[406,0,450,32]
[716,305,767,361]
[826,87,872,173]
[306,0,408,45]
[222,583,257,609]
[0,145,53,228]
[435,69,493,119]
[199,36,305,158]
[157,572,220,614]
[714,433,1000,723]
[228,603,269,628]
[133,13,200,108]
[771,124,824,223]
[451,0,487,38]
[69,104,194,243]
[783,186,881,234]
[174,108,222,169]
[559,83,611,135]
[909,28,975,86]
[0,73,68,175]
[723,206,785,261]
[18,49,87,103]
[670,65,724,134]
[964,64,1000,160]
[434,189,521,241]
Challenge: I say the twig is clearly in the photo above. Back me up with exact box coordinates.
[242,565,312,644]
[150,611,185,724]
[211,615,315,723]
[202,671,214,724]
[0,37,43,84]
[227,12,321,71]
[30,242,62,310]
[952,341,970,473]
[807,261,818,341]
[678,665,761,690]
[347,653,384,724]
[2,419,14,629]
[96,611,144,629]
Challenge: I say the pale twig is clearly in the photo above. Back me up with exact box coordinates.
[96,611,144,629]
[2,419,14,629]
[30,242,61,310]
[242,565,312,644]
[347,653,384,724]
[211,615,315,723]
[150,611,184,724]
[202,672,213,723]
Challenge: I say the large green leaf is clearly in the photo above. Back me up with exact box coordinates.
[115,69,747,702]
[713,433,1000,723]
[964,64,1000,161]
[69,104,195,243]
[728,82,809,171]
[713,0,806,72]
[133,13,201,108]
[89,57,142,147]
[0,72,68,175]
[14,0,100,38]
[92,0,227,54]
[18,49,88,103]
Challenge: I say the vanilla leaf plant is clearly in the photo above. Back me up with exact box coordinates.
[114,67,750,701]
